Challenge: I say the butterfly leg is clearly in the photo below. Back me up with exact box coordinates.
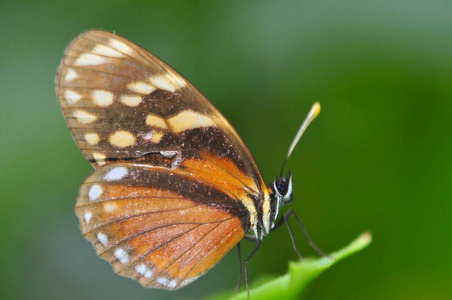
[242,239,262,299]
[283,209,330,258]
[235,242,243,293]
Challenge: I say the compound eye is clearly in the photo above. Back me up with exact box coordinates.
[276,179,289,195]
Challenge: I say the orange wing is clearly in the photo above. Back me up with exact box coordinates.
[76,163,246,290]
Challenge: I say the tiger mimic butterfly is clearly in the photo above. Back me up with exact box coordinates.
[55,30,326,295]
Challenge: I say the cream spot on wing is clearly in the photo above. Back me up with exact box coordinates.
[89,184,103,201]
[64,89,81,104]
[75,53,106,66]
[167,110,216,133]
[145,114,167,129]
[149,75,176,92]
[120,95,142,107]
[114,248,129,263]
[109,39,133,55]
[144,131,164,143]
[103,202,118,212]
[64,69,78,82]
[92,90,114,107]
[84,211,92,224]
[97,233,108,245]
[109,130,136,148]
[127,81,156,94]
[84,133,100,145]
[73,110,97,124]
[104,167,128,180]
[92,44,124,57]
[92,152,106,165]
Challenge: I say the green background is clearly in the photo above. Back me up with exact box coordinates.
[1,0,450,299]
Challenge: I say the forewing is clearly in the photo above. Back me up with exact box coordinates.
[55,30,265,194]
[77,163,246,289]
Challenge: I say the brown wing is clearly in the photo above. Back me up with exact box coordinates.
[55,30,266,195]
[77,163,246,289]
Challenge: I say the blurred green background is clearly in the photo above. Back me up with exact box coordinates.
[1,0,451,299]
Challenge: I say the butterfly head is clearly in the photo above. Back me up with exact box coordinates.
[272,170,293,205]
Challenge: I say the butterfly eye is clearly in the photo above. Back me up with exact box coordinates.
[273,172,293,205]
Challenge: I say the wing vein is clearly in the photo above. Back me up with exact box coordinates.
[145,221,224,286]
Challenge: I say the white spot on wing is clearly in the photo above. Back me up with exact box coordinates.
[167,110,216,133]
[88,184,103,201]
[65,69,78,82]
[92,90,114,107]
[168,279,177,289]
[75,53,106,66]
[97,232,108,245]
[92,44,124,57]
[109,39,133,55]
[114,248,129,263]
[135,264,154,278]
[157,276,169,286]
[84,211,92,224]
[104,167,128,180]
[127,81,156,94]
[64,89,81,104]
[73,110,97,124]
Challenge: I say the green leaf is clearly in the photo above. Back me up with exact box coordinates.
[207,232,372,300]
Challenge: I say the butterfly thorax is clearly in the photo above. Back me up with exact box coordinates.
[258,172,293,238]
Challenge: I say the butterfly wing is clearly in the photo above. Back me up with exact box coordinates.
[56,30,271,288]
[77,163,245,289]
[55,30,265,194]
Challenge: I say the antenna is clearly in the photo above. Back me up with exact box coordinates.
[280,102,321,176]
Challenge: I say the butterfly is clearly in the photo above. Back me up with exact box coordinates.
[55,30,326,294]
